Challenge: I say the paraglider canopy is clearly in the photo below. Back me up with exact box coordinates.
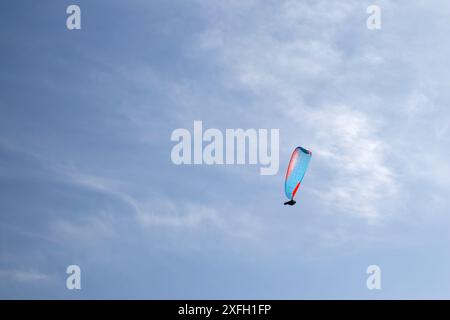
[284,146,311,205]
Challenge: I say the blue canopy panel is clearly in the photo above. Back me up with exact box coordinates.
[285,146,312,200]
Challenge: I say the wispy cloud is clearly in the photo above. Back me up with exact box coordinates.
[0,269,51,283]
[304,105,398,221]
[3,0,450,298]
[190,0,400,222]
[57,168,263,240]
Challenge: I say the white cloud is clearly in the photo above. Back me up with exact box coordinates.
[50,215,115,243]
[0,269,50,283]
[191,1,400,222]
[137,200,262,240]
[57,169,262,240]
[304,105,398,221]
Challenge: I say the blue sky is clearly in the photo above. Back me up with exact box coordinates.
[1,0,450,299]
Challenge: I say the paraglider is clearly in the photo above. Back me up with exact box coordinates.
[284,146,312,206]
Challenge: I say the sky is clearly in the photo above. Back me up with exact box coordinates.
[1,0,450,299]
